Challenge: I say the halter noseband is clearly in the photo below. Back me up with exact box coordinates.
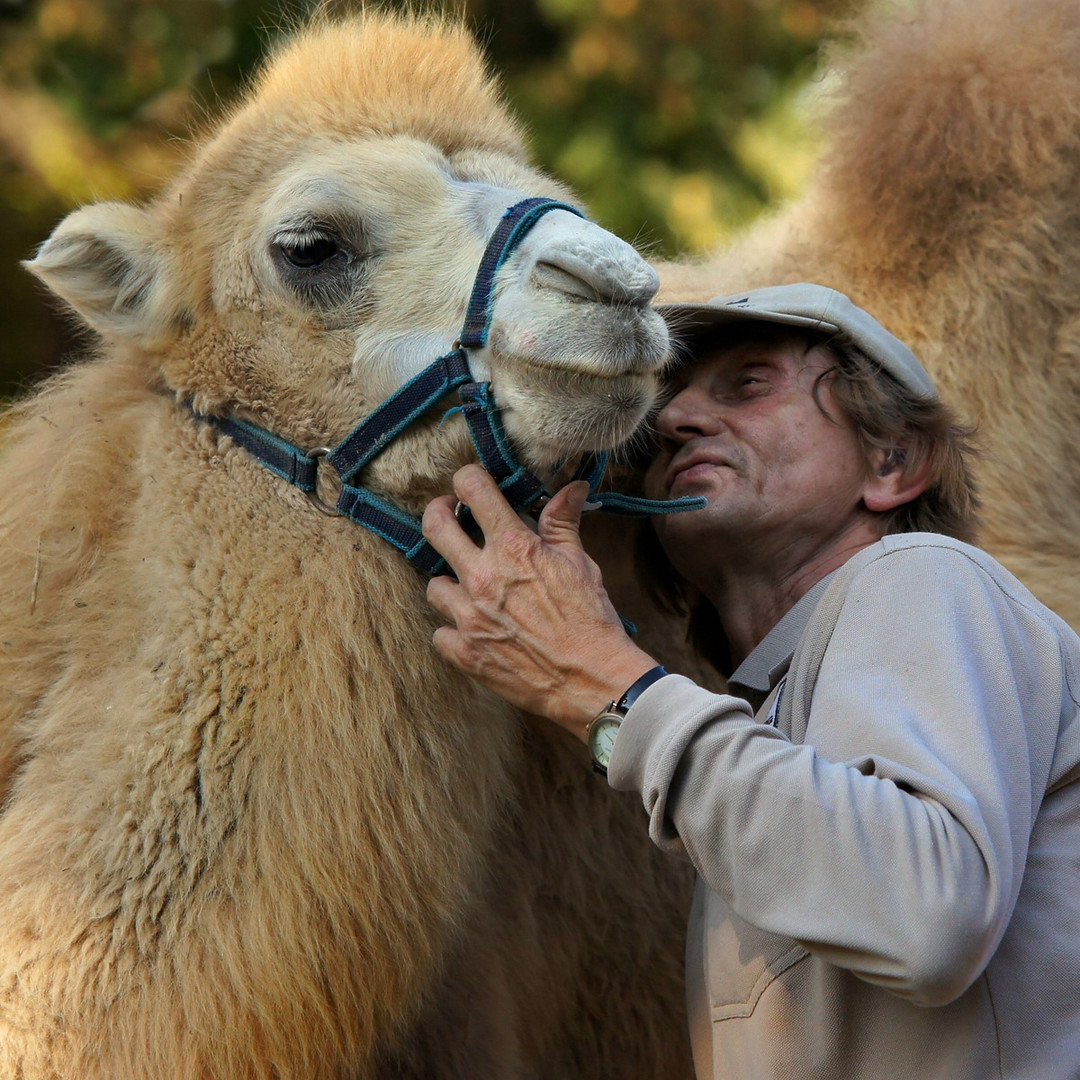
[191,197,704,577]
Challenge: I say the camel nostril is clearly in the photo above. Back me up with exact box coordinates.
[530,251,658,308]
[532,259,604,303]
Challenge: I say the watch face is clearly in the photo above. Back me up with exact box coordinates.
[589,714,622,770]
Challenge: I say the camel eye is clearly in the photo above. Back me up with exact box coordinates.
[270,218,368,309]
[279,235,340,269]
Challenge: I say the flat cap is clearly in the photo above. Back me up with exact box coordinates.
[659,282,937,399]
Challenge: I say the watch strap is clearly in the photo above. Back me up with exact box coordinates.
[615,664,669,714]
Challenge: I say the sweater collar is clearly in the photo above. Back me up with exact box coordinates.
[728,569,839,699]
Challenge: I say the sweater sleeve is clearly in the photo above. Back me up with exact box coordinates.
[607,543,1067,1005]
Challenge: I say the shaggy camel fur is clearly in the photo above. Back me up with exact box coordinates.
[658,0,1080,632]
[0,13,699,1079]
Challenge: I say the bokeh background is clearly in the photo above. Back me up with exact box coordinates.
[0,0,841,398]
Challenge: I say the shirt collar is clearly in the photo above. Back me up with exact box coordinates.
[728,570,839,698]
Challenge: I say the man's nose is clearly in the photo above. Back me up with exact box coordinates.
[656,384,724,441]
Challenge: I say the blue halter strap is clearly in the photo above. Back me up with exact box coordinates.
[191,197,704,576]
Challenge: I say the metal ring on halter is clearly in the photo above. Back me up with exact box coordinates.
[304,447,342,516]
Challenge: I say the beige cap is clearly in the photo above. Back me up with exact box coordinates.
[658,282,937,400]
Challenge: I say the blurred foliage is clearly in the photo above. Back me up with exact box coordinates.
[0,0,838,396]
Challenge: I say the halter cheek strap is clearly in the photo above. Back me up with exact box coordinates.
[189,197,705,578]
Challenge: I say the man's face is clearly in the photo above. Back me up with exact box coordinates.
[645,329,881,578]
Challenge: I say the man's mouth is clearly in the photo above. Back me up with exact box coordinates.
[667,452,732,492]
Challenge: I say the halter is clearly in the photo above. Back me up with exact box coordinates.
[191,197,705,577]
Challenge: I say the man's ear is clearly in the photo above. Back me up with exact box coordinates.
[23,202,184,345]
[863,447,932,513]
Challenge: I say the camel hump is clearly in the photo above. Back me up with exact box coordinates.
[821,0,1080,261]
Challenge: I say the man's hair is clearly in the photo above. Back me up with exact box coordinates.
[638,323,981,674]
[817,335,980,543]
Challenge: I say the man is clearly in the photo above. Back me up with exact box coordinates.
[421,284,1080,1079]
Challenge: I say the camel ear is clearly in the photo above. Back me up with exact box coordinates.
[23,202,182,344]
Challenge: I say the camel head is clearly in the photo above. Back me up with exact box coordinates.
[24,13,668,497]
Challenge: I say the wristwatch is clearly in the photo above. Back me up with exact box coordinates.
[586,665,668,775]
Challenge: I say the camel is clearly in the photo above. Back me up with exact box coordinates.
[656,0,1080,634]
[0,12,700,1079]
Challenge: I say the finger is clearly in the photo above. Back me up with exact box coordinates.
[426,493,458,517]
[536,480,591,546]
[421,492,482,573]
[431,623,467,670]
[431,623,491,686]
[426,573,464,623]
[450,465,531,542]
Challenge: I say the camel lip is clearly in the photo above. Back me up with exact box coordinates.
[519,363,642,381]
[497,354,660,384]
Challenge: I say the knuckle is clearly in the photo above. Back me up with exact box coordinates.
[420,503,442,537]
[455,464,489,500]
[463,564,501,603]
[499,528,536,564]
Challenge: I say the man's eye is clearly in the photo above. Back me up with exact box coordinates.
[279,236,340,268]
[736,375,764,391]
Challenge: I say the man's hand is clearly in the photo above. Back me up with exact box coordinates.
[422,465,658,740]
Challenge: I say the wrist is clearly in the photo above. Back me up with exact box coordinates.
[585,664,669,775]
[612,664,670,713]
[566,649,659,741]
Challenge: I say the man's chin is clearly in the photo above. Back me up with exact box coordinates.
[653,503,722,550]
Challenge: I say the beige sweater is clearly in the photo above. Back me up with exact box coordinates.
[610,534,1080,1080]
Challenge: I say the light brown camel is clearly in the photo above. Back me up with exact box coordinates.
[0,12,699,1079]
[657,0,1080,634]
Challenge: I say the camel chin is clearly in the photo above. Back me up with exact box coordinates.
[493,364,659,466]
